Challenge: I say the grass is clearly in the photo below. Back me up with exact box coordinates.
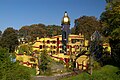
[60,65,120,80]
[24,66,36,76]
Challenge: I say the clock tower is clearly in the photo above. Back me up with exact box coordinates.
[61,11,70,54]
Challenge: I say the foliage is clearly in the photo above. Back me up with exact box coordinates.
[100,51,112,66]
[90,41,103,61]
[70,27,75,34]
[89,31,103,66]
[100,2,120,39]
[39,50,51,75]
[61,65,120,80]
[74,16,102,40]
[0,30,2,36]
[109,39,120,66]
[100,2,120,67]
[38,50,66,75]
[19,24,46,42]
[0,27,19,53]
[18,44,33,55]
[19,24,61,42]
[0,47,35,80]
[93,61,101,70]
[106,0,120,3]
[46,25,61,37]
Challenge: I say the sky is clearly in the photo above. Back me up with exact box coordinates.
[0,0,106,31]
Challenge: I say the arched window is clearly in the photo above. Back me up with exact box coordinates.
[53,51,56,54]
[50,45,52,49]
[47,40,50,44]
[43,40,45,43]
[54,46,56,49]
[39,45,42,49]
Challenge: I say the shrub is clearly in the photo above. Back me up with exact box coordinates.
[93,61,101,70]
[0,47,35,80]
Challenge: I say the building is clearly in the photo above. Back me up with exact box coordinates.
[16,33,111,70]
[32,33,89,55]
[32,34,89,70]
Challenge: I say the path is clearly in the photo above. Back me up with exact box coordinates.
[34,76,58,80]
[34,70,82,80]
[34,72,75,80]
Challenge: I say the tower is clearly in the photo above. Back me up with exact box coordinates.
[61,11,70,54]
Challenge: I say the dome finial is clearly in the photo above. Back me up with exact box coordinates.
[64,11,68,16]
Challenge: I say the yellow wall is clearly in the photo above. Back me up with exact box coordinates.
[76,55,89,70]
[103,43,111,53]
[32,34,88,54]
[16,54,38,67]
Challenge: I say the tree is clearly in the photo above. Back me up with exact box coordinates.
[0,47,32,80]
[0,30,2,37]
[70,27,75,34]
[74,16,102,40]
[106,0,120,3]
[0,30,2,41]
[19,24,46,42]
[19,24,61,42]
[19,25,30,37]
[30,24,46,39]
[39,50,51,74]
[0,27,19,53]
[18,44,33,55]
[90,31,103,60]
[100,2,120,66]
[46,25,61,37]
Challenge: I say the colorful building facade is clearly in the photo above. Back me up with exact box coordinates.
[16,33,111,70]
[32,34,89,70]
[32,33,89,55]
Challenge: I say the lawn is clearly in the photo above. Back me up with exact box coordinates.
[60,65,120,80]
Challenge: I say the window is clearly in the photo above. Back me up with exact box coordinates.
[53,46,56,49]
[43,40,45,43]
[71,39,80,43]
[47,40,50,44]
[53,51,55,54]
[80,40,84,43]
[52,41,56,44]
[50,46,52,49]
[62,31,66,39]
[60,50,63,53]
[59,46,62,48]
[71,39,76,43]
[39,45,42,49]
